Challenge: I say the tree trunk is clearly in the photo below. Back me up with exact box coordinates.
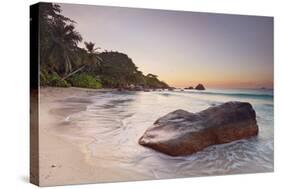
[61,65,86,80]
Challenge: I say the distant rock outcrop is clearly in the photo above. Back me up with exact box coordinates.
[139,102,258,156]
[184,86,194,90]
[195,83,205,90]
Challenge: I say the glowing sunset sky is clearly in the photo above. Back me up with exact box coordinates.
[59,3,273,89]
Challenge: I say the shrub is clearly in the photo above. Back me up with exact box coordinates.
[49,73,71,87]
[40,70,48,86]
[68,74,102,89]
[40,72,70,87]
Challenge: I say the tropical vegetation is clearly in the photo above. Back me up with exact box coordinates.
[39,3,169,89]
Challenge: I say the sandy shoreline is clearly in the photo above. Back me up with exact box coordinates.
[37,87,273,186]
[38,87,146,186]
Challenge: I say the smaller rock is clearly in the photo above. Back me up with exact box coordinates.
[184,86,194,90]
[195,84,205,90]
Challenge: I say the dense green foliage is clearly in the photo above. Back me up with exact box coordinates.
[40,71,70,87]
[145,74,169,89]
[38,3,169,89]
[68,74,102,89]
[93,52,168,88]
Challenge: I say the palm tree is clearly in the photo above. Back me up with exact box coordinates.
[84,41,102,68]
[61,41,103,80]
[49,20,82,75]
[39,3,75,69]
[84,42,101,53]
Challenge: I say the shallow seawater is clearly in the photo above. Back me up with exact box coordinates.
[56,89,274,179]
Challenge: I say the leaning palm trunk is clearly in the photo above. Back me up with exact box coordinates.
[63,51,72,75]
[61,65,86,80]
[61,53,102,81]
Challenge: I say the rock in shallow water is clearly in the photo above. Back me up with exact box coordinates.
[139,101,258,156]
[195,83,205,90]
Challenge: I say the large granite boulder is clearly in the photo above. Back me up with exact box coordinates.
[195,83,205,90]
[139,102,258,156]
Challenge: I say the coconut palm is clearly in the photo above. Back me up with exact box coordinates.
[61,41,103,80]
[39,3,74,69]
[84,41,102,68]
[84,42,101,53]
[48,20,82,75]
[39,3,83,85]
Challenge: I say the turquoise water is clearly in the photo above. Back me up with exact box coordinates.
[60,88,274,179]
[181,88,273,101]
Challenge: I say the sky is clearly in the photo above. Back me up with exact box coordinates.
[59,3,273,89]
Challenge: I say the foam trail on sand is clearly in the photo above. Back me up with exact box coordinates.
[56,89,273,179]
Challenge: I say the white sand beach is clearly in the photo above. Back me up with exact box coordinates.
[38,87,148,186]
[37,87,274,186]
